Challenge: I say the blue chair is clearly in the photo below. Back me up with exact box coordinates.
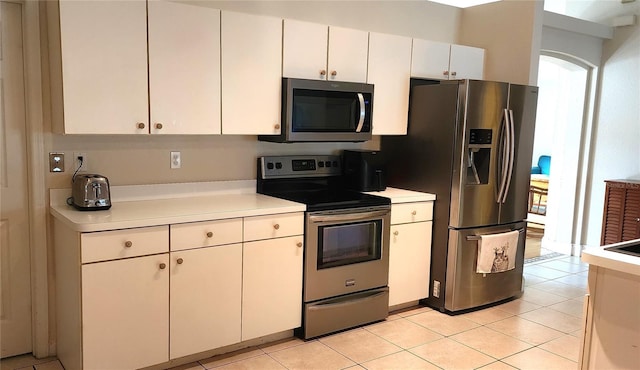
[531,155,551,175]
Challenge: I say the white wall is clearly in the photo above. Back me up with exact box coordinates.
[585,22,640,246]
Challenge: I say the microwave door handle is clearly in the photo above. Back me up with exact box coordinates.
[355,93,365,132]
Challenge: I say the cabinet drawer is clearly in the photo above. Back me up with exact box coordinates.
[170,218,243,251]
[391,202,433,225]
[244,212,303,242]
[81,226,169,263]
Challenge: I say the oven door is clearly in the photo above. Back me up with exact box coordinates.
[304,206,390,302]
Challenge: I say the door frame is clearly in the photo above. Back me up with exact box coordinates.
[9,0,50,357]
[537,50,599,256]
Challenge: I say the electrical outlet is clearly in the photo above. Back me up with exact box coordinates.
[73,152,88,172]
[49,152,65,172]
[171,151,181,169]
[433,280,440,298]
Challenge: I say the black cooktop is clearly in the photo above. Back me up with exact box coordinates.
[257,155,390,212]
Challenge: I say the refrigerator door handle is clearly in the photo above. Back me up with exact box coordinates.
[496,109,510,203]
[501,109,516,203]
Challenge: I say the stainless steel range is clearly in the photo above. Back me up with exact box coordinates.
[257,155,391,339]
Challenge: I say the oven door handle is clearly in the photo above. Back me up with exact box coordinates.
[309,209,389,223]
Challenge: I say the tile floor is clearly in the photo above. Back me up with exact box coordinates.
[1,255,587,370]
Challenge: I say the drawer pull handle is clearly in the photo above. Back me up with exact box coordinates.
[155,123,163,129]
[297,242,302,248]
[274,124,281,130]
[330,70,337,77]
[137,122,146,129]
[393,231,399,236]
[274,224,280,230]
[124,241,133,248]
[159,263,167,270]
[411,210,417,216]
[176,258,184,264]
[206,231,213,238]
[320,69,326,76]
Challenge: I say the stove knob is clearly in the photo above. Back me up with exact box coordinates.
[275,162,282,169]
[325,161,331,168]
[267,162,274,170]
[332,161,339,167]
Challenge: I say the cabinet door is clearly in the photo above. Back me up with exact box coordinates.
[242,236,303,340]
[58,0,148,134]
[622,188,640,241]
[388,221,432,307]
[148,2,221,135]
[283,19,328,80]
[449,44,485,80]
[221,11,282,135]
[410,39,451,80]
[368,32,411,135]
[327,26,369,83]
[170,244,242,359]
[81,254,169,369]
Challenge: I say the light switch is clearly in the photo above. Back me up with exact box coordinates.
[49,152,65,172]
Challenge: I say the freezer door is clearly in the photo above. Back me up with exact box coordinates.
[499,84,539,224]
[443,222,525,312]
[451,80,509,228]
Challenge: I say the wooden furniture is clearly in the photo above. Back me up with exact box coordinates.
[601,180,640,245]
[528,185,548,216]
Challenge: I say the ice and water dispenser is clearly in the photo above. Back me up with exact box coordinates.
[467,129,492,185]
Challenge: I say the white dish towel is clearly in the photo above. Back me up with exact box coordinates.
[476,230,519,273]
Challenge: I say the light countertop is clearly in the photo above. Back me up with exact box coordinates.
[366,187,436,203]
[50,180,305,232]
[582,239,640,277]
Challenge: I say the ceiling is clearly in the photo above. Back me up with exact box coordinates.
[544,0,639,25]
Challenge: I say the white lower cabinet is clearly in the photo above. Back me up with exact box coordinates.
[388,221,432,307]
[81,254,170,369]
[242,236,304,341]
[169,244,242,359]
[54,212,303,370]
[388,201,434,307]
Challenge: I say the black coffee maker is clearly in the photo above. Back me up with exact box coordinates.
[342,150,387,191]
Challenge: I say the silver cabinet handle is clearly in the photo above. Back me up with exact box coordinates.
[159,263,166,270]
[296,242,302,248]
[155,123,163,129]
[273,224,280,230]
[206,231,213,238]
[137,122,146,129]
[355,93,365,133]
[176,258,184,265]
[124,241,133,248]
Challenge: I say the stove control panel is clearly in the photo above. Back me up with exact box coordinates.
[259,155,341,179]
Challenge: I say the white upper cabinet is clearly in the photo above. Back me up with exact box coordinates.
[411,39,485,80]
[148,2,221,135]
[282,19,328,80]
[283,20,369,83]
[327,26,369,83]
[221,11,282,135]
[449,44,485,80]
[367,32,412,135]
[55,0,148,134]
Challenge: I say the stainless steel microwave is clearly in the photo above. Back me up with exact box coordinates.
[259,78,374,143]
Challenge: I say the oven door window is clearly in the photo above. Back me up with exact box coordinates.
[317,220,381,269]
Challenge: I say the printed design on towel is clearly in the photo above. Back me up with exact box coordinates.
[491,244,510,273]
[476,230,519,274]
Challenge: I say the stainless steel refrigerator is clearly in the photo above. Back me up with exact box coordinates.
[381,79,538,312]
